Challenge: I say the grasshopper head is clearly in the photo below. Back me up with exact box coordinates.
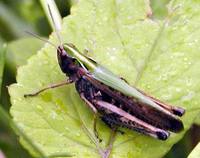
[57,45,80,79]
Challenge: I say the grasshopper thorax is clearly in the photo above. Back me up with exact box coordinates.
[57,45,82,81]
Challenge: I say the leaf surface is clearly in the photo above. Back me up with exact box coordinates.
[188,142,200,158]
[9,0,200,157]
[6,37,44,75]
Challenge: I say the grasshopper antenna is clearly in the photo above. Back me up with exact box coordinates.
[47,4,63,46]
[25,31,57,49]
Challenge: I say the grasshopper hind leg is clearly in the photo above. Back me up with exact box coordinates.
[101,114,125,135]
[96,100,170,140]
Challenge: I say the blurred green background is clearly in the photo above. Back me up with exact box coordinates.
[0,0,199,158]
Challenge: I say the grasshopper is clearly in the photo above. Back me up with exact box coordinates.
[24,42,185,141]
[24,5,185,141]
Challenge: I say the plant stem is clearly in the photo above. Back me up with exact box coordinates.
[39,0,62,31]
[0,44,6,98]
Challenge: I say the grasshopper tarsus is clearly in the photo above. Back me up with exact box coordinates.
[117,129,125,135]
[97,136,102,143]
[24,93,38,98]
[93,126,102,143]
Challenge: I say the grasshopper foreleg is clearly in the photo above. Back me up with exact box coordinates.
[24,79,73,97]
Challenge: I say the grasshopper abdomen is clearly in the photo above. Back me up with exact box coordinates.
[75,76,175,140]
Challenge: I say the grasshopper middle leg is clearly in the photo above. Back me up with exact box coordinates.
[80,93,102,142]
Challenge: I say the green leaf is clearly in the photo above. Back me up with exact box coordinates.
[16,0,50,35]
[0,104,72,158]
[188,142,200,158]
[6,37,44,76]
[194,115,200,125]
[1,37,43,110]
[0,44,6,97]
[9,0,200,158]
[0,2,37,40]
